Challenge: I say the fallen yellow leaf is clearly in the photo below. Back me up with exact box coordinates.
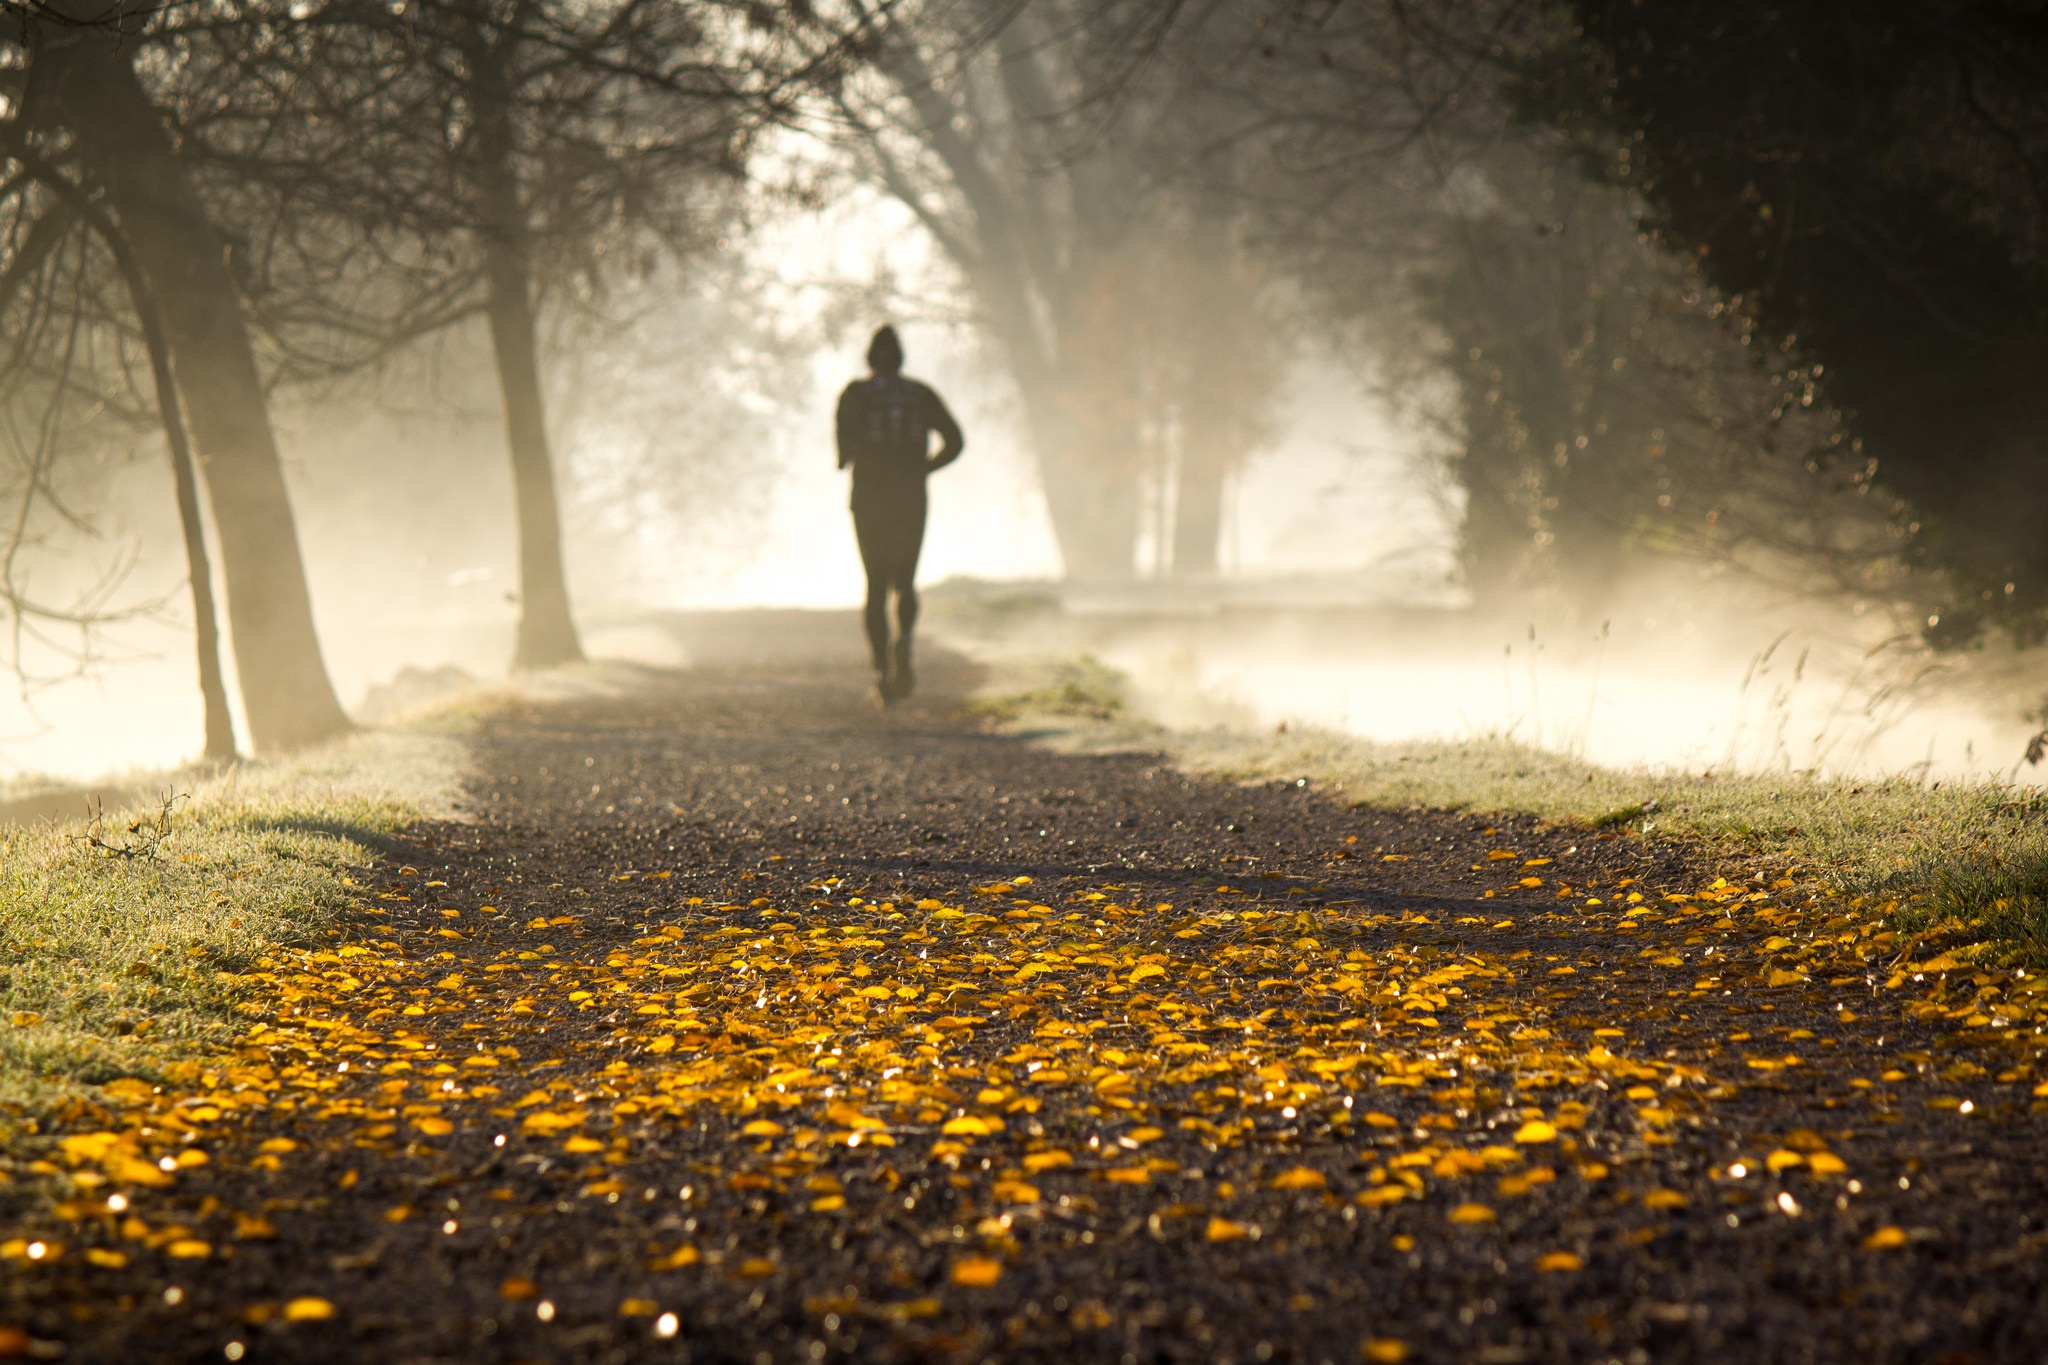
[951,1255,1003,1287]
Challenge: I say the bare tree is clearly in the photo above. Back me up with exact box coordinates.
[807,0,1285,582]
[14,9,351,750]
[177,0,790,669]
[0,125,235,757]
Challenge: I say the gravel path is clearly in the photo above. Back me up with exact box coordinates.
[6,614,2046,1364]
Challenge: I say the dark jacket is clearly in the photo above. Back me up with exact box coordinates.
[836,375,964,508]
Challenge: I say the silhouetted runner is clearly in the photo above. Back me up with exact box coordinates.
[835,325,964,702]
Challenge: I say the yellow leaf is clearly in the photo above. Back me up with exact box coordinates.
[992,1179,1040,1204]
[414,1117,454,1137]
[436,974,464,990]
[258,1137,297,1155]
[1766,969,1807,988]
[165,1239,212,1259]
[59,1133,123,1163]
[10,1012,42,1027]
[563,1137,605,1154]
[620,1298,659,1317]
[84,1248,128,1269]
[1447,1203,1496,1225]
[1363,1340,1409,1363]
[650,1246,701,1271]
[283,1297,336,1322]
[1023,1150,1072,1174]
[1271,1167,1327,1191]
[1641,1189,1689,1210]
[1128,964,1166,983]
[737,1258,777,1279]
[940,1115,991,1137]
[1862,1225,1909,1250]
[1513,1120,1557,1144]
[1205,1217,1254,1243]
[951,1255,1003,1287]
[108,1157,173,1189]
[810,1195,846,1212]
[1103,1166,1151,1184]
[741,1120,785,1138]
[500,1276,541,1300]
[1764,1149,1804,1173]
[1807,1152,1848,1177]
[1535,1251,1583,1273]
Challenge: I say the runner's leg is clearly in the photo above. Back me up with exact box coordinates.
[853,507,891,681]
[891,498,927,696]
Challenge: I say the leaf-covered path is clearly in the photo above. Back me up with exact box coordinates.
[8,621,2048,1363]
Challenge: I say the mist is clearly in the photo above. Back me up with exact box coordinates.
[3,0,2046,802]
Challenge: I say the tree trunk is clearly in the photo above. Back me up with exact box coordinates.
[27,27,348,751]
[1172,435,1229,576]
[92,186,237,759]
[468,22,583,672]
[1010,377,1139,582]
[482,243,582,671]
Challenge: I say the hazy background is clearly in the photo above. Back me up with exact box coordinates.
[5,1,2045,790]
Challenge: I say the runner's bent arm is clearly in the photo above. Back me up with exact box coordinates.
[925,388,965,472]
[835,384,861,470]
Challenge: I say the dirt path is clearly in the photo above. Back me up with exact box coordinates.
[6,616,2047,1364]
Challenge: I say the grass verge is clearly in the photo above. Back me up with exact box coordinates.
[975,655,2048,964]
[0,721,466,1117]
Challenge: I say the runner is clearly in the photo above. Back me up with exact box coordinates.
[834,325,964,702]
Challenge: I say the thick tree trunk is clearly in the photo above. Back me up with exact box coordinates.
[467,19,582,672]
[28,28,348,751]
[1172,436,1229,576]
[1011,379,1139,582]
